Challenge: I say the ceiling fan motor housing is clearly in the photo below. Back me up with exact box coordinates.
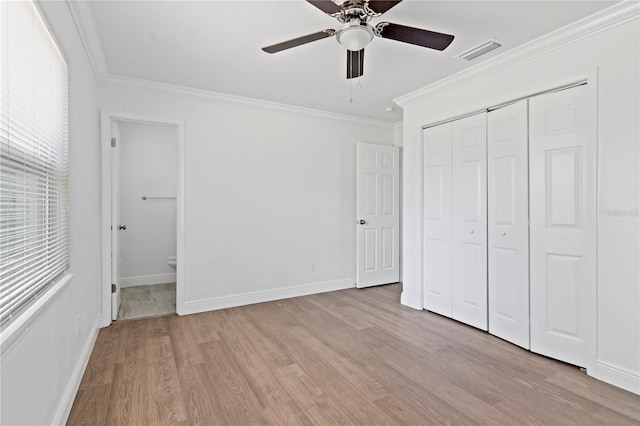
[336,20,375,51]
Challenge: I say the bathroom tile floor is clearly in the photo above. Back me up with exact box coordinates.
[117,282,176,321]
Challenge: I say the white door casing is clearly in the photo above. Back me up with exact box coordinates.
[529,84,596,368]
[100,111,185,327]
[110,121,121,321]
[487,100,530,348]
[451,113,488,330]
[356,142,400,288]
[423,123,453,316]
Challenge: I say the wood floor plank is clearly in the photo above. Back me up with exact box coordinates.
[192,309,227,343]
[67,384,112,426]
[175,363,216,426]
[115,318,147,363]
[216,314,295,410]
[545,370,640,421]
[145,315,170,339]
[145,335,187,425]
[77,325,123,391]
[105,347,147,425]
[198,339,267,424]
[69,283,640,426]
[235,305,295,368]
[277,326,401,425]
[167,314,206,369]
[274,363,356,425]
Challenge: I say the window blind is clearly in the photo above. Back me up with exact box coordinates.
[0,1,69,327]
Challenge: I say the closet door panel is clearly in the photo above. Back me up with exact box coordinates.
[423,123,452,316]
[451,113,487,330]
[529,85,595,368]
[487,100,530,349]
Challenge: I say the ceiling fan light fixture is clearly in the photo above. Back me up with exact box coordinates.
[336,21,374,51]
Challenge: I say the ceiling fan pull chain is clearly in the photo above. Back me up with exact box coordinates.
[349,79,354,103]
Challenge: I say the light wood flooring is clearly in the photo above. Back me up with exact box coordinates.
[68,284,640,425]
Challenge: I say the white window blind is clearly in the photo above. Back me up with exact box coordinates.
[0,1,69,327]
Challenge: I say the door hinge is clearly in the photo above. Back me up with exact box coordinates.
[111,283,117,293]
[111,137,117,147]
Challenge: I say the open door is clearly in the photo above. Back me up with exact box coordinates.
[110,121,121,321]
[356,142,400,288]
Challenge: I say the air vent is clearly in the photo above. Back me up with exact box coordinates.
[457,39,503,61]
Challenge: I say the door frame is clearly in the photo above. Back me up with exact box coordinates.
[100,111,186,327]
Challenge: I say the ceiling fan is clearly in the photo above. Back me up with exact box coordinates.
[262,0,455,79]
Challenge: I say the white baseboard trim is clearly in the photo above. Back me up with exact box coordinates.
[180,278,355,315]
[52,314,101,425]
[591,361,640,395]
[120,273,176,288]
[400,290,423,310]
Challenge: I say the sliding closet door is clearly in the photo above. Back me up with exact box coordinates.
[529,85,596,367]
[487,101,530,348]
[423,123,452,316]
[451,114,487,330]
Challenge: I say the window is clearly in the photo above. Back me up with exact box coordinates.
[0,1,69,327]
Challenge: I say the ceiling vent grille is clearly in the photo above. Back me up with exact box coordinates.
[457,39,503,61]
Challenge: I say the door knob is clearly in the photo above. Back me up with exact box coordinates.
[359,219,366,225]
[118,225,127,230]
[501,231,507,236]
[469,229,474,234]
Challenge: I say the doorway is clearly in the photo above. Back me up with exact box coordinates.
[100,112,185,326]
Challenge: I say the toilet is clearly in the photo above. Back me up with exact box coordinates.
[167,255,177,268]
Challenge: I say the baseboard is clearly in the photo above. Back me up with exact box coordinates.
[52,314,101,425]
[400,290,423,310]
[180,278,355,315]
[120,273,176,288]
[591,361,640,395]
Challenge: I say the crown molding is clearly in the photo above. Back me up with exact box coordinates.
[101,73,394,128]
[65,1,393,128]
[66,0,108,85]
[394,1,640,107]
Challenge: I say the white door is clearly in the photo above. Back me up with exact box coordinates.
[451,113,488,330]
[356,142,400,288]
[487,100,530,348]
[423,123,452,316]
[529,85,596,367]
[111,121,121,320]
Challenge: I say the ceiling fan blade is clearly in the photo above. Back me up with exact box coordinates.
[262,29,336,54]
[375,22,454,51]
[347,49,364,79]
[307,0,342,15]
[366,1,403,15]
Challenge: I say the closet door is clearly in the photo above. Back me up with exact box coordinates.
[423,123,452,316]
[529,85,595,368]
[451,114,487,330]
[487,101,530,348]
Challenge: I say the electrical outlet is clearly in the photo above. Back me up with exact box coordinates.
[310,262,317,272]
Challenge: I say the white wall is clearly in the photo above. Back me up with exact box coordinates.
[397,6,639,394]
[0,2,101,425]
[99,86,395,313]
[118,121,177,287]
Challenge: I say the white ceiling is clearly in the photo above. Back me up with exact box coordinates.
[90,0,618,122]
